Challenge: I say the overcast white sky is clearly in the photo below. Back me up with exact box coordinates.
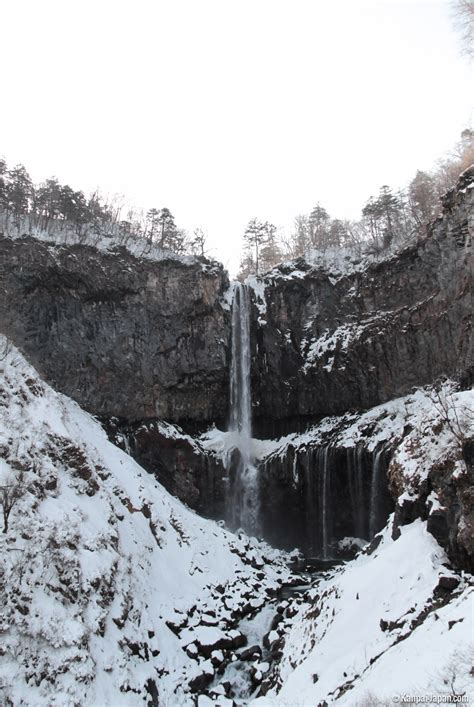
[1,0,472,274]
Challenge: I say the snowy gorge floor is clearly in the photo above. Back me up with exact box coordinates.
[0,344,473,706]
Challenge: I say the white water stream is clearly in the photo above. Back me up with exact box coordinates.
[227,283,260,535]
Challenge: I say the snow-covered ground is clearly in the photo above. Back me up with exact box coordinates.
[251,519,473,705]
[0,342,291,706]
[1,340,472,705]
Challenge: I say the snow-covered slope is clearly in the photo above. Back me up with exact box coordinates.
[251,520,473,705]
[1,340,472,706]
[0,342,291,706]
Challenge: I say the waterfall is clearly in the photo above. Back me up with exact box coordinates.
[347,445,367,539]
[319,446,333,559]
[227,283,259,535]
[369,448,384,539]
[321,447,329,559]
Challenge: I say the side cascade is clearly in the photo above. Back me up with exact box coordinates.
[259,443,394,555]
[226,283,260,535]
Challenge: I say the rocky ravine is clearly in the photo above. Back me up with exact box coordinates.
[1,346,472,707]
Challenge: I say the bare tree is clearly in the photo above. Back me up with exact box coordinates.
[190,227,208,257]
[453,0,474,59]
[428,385,473,447]
[1,470,25,533]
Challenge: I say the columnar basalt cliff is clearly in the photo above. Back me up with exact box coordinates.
[250,167,473,429]
[259,441,394,556]
[1,170,472,430]
[0,169,472,570]
[0,241,231,423]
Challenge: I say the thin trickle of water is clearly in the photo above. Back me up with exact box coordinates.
[305,449,317,555]
[315,447,331,559]
[356,445,366,539]
[348,445,366,539]
[321,448,329,559]
[227,283,259,535]
[369,448,384,539]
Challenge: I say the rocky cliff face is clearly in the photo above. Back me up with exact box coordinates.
[0,241,231,423]
[1,170,471,430]
[255,384,473,572]
[250,167,473,429]
[0,170,472,571]
[104,417,227,519]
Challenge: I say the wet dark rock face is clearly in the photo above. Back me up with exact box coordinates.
[250,170,473,427]
[104,417,226,520]
[0,240,231,423]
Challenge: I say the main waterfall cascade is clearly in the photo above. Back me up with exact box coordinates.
[224,283,393,553]
[227,283,260,535]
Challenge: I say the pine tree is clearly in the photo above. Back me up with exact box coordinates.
[362,186,401,248]
[146,208,161,242]
[35,178,62,222]
[259,221,281,272]
[327,219,348,248]
[243,218,266,275]
[157,207,177,249]
[308,204,330,249]
[377,185,400,246]
[408,171,438,226]
[59,186,88,227]
[6,164,33,215]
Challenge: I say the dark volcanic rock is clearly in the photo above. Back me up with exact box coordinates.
[0,241,231,424]
[239,644,262,661]
[104,417,226,517]
[437,575,460,591]
[1,171,471,432]
[250,169,473,427]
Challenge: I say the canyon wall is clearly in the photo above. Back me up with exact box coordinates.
[0,242,231,423]
[250,167,473,429]
[1,169,471,430]
[0,169,472,568]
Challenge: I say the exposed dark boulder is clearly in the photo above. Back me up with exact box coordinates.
[239,644,262,661]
